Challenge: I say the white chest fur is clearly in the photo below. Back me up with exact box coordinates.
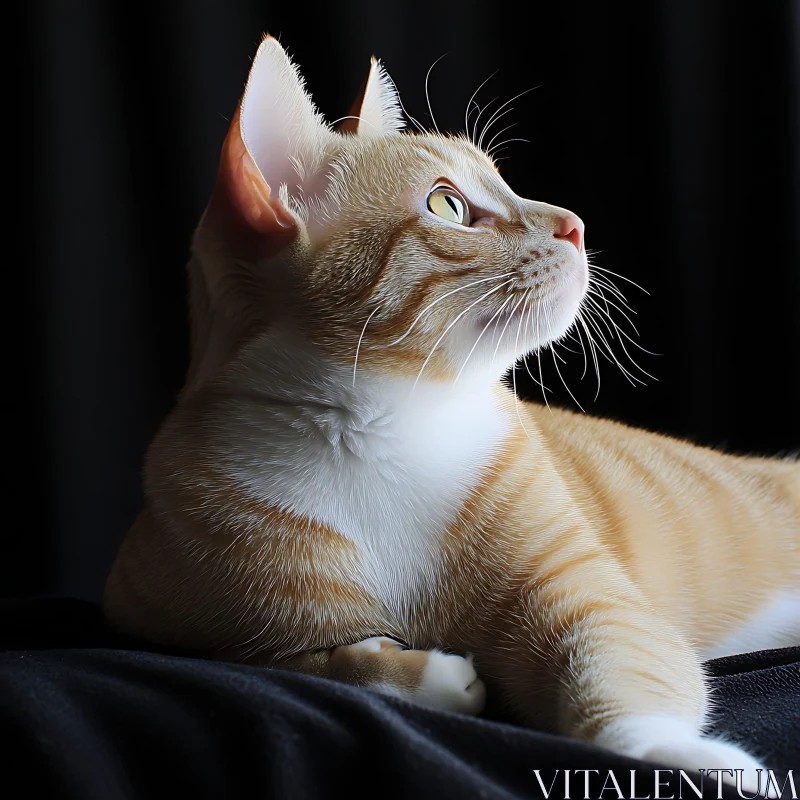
[211,332,511,616]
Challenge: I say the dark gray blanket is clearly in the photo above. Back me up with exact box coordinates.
[1,598,797,799]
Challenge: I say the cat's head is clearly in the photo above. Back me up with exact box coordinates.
[192,36,588,387]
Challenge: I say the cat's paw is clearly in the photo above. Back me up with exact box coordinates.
[332,638,486,715]
[644,739,773,797]
[596,715,772,797]
[411,651,486,715]
[341,636,404,654]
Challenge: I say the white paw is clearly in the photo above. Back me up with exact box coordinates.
[596,715,772,797]
[645,739,773,797]
[411,651,486,716]
[343,636,402,654]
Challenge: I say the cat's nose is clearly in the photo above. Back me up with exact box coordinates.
[552,212,584,253]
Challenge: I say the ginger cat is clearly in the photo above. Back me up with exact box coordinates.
[104,36,800,789]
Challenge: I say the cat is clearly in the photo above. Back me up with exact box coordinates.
[103,35,800,792]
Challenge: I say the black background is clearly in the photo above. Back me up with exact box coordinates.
[12,1,799,601]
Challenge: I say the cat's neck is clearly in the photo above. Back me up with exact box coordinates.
[210,327,514,610]
[218,325,513,454]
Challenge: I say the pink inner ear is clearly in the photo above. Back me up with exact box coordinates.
[238,36,333,201]
[208,36,340,249]
[338,77,369,135]
[206,105,297,259]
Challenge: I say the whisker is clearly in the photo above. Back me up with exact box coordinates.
[424,53,448,134]
[587,286,641,337]
[577,309,602,400]
[477,85,540,151]
[452,294,514,388]
[587,271,659,364]
[582,307,644,386]
[610,321,661,356]
[512,289,534,438]
[547,310,585,413]
[591,265,651,295]
[480,106,518,150]
[587,285,612,317]
[488,138,531,156]
[568,323,589,381]
[484,122,517,154]
[329,115,381,134]
[521,352,551,391]
[582,306,637,374]
[412,280,515,394]
[535,300,552,413]
[583,294,661,373]
[352,305,382,387]
[472,98,498,146]
[601,293,660,356]
[489,291,528,376]
[611,329,659,379]
[600,323,659,382]
[480,107,517,151]
[590,279,636,317]
[588,287,661,358]
[588,271,633,305]
[553,338,581,356]
[464,71,498,143]
[589,271,631,305]
[381,272,514,348]
[522,293,552,392]
[465,100,481,131]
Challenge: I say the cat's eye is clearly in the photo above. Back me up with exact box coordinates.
[427,186,471,226]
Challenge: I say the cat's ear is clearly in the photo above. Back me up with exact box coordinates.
[209,35,331,256]
[339,57,405,136]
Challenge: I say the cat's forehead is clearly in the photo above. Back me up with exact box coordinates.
[409,135,518,216]
[336,132,520,218]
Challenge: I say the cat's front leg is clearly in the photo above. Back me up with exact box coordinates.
[594,716,773,796]
[239,637,486,715]
[498,563,770,794]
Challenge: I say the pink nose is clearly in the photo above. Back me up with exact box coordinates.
[553,212,584,253]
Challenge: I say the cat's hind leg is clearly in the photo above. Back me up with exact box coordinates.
[249,637,486,715]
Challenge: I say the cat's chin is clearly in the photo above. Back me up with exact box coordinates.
[471,276,587,357]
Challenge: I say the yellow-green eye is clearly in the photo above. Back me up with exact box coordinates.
[427,186,470,226]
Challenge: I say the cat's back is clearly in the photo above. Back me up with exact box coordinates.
[515,398,800,655]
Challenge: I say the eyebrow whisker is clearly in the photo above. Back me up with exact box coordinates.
[425,53,448,134]
[484,122,518,154]
[478,85,540,151]
[463,71,499,144]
